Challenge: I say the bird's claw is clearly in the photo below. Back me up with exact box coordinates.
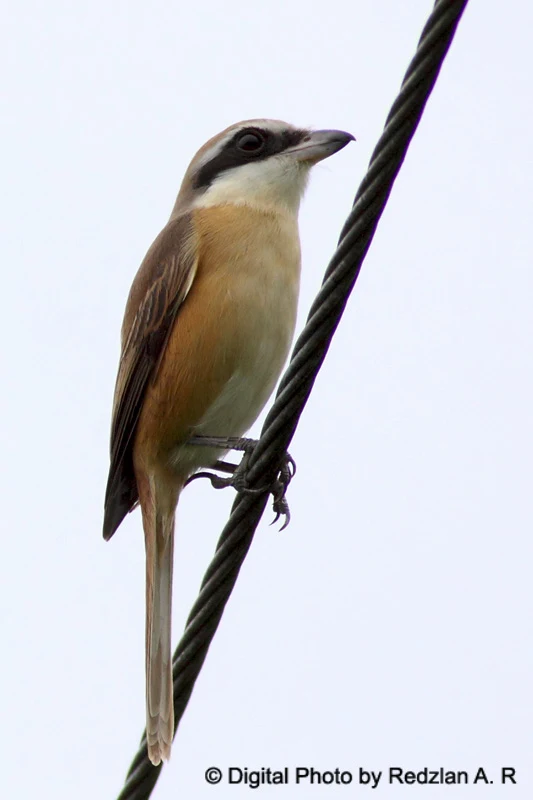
[186,436,295,528]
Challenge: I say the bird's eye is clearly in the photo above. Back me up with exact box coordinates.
[236,131,265,153]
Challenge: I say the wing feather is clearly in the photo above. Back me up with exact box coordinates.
[103,213,198,540]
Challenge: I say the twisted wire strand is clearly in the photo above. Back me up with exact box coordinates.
[116,1,469,796]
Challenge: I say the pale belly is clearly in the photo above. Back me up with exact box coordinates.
[170,237,300,474]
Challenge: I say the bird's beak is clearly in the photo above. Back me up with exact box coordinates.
[285,129,355,163]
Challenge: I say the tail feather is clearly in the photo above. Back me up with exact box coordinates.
[145,509,175,765]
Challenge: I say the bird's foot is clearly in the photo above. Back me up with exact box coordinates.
[185,436,296,530]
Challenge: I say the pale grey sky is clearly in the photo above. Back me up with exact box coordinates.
[1,0,532,797]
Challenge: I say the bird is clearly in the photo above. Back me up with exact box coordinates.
[103,119,354,765]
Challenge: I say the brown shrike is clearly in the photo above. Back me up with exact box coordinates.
[103,119,353,765]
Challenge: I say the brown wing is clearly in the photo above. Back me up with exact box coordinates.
[103,213,198,540]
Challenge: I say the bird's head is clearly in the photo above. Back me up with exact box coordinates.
[173,119,354,216]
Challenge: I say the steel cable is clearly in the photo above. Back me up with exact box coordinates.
[116,1,469,796]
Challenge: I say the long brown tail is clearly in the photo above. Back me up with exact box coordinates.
[144,504,175,765]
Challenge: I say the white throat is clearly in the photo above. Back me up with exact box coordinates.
[193,156,310,215]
